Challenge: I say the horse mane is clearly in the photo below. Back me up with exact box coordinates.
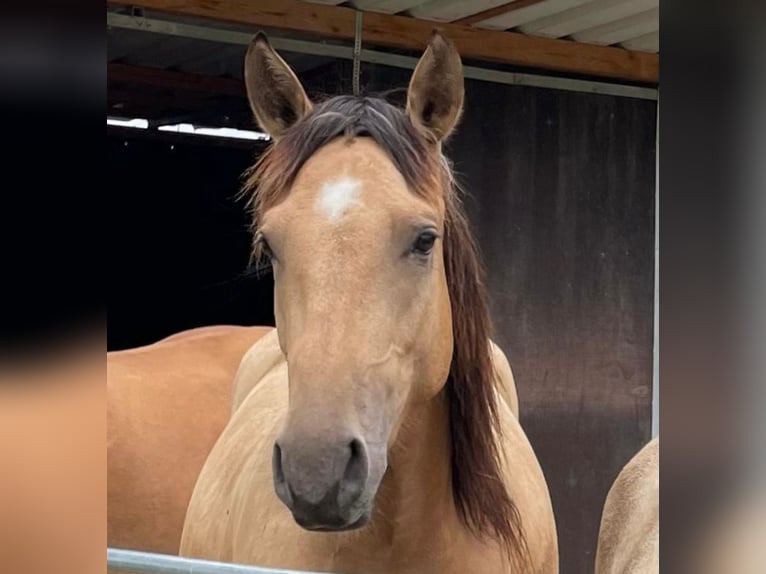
[442,179,530,571]
[241,95,529,570]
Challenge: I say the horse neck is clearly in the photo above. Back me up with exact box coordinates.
[362,389,461,558]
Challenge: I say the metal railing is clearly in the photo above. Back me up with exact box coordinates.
[107,548,334,574]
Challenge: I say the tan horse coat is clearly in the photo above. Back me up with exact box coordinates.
[107,325,270,555]
[106,323,517,561]
[180,31,557,574]
[595,436,659,574]
[232,329,518,419]
[182,330,554,573]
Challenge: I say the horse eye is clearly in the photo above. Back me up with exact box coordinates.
[412,230,438,255]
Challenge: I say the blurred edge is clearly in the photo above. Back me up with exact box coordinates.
[0,0,764,573]
[661,0,766,573]
[0,2,106,574]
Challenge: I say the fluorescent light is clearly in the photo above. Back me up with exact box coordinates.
[156,122,195,135]
[192,126,271,141]
[107,117,148,129]
[157,123,270,141]
[106,117,271,141]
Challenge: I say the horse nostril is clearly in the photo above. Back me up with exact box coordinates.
[272,442,291,505]
[345,439,364,481]
[338,438,368,507]
[272,442,284,482]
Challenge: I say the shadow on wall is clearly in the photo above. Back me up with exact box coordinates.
[107,131,275,351]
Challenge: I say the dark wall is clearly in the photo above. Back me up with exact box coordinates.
[448,82,656,574]
[107,132,275,351]
[107,69,655,573]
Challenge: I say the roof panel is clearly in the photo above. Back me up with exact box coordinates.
[572,7,658,45]
[620,30,659,52]
[407,0,512,22]
[348,0,432,14]
[474,0,593,30]
[519,0,658,38]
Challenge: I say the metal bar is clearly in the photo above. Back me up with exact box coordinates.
[107,13,658,100]
[107,548,333,574]
[352,10,362,97]
[652,91,659,438]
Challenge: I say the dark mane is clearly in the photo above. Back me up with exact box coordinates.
[242,95,529,570]
[243,96,440,219]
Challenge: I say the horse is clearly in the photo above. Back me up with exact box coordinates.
[594,436,659,574]
[179,31,558,574]
[107,326,516,561]
[107,325,271,555]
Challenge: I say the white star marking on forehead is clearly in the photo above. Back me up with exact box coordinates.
[315,176,362,222]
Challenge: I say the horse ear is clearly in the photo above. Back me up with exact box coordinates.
[244,33,312,139]
[406,31,464,143]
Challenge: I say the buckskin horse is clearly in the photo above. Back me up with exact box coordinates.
[595,436,659,574]
[107,325,271,555]
[179,32,558,574]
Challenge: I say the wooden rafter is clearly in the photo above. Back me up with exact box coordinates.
[106,0,658,83]
[108,87,211,113]
[108,63,245,96]
[454,0,548,27]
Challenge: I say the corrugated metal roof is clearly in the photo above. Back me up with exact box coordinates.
[107,1,658,130]
[307,0,659,53]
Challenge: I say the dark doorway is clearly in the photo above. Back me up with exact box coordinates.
[107,129,275,351]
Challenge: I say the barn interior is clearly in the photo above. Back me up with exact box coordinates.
[107,2,658,572]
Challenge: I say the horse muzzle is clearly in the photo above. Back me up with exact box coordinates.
[272,433,373,531]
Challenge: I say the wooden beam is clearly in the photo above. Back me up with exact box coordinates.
[108,63,245,96]
[107,86,242,117]
[454,0,547,27]
[108,87,212,114]
[106,0,658,83]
